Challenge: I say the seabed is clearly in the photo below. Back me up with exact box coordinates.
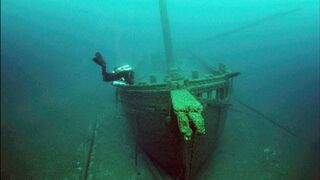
[73,100,317,180]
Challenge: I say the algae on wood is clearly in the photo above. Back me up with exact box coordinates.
[171,89,205,140]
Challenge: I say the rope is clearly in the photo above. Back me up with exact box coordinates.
[233,98,320,149]
[189,8,302,48]
[233,98,299,138]
[83,117,99,180]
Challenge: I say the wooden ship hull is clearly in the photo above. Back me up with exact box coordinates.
[115,70,238,179]
[112,0,239,179]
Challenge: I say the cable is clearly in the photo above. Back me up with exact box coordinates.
[190,8,302,47]
[83,118,99,180]
[233,98,299,138]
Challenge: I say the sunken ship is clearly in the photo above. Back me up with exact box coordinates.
[113,0,239,179]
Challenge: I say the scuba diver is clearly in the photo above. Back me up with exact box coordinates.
[92,52,134,85]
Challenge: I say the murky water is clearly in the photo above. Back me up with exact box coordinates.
[1,0,319,179]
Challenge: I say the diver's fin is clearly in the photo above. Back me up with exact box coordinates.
[92,52,106,68]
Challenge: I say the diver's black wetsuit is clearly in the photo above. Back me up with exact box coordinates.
[93,52,134,85]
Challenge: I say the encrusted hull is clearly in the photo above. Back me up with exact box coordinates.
[115,73,235,179]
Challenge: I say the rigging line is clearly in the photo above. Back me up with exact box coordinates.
[233,98,299,138]
[193,52,318,147]
[192,52,309,142]
[186,50,220,73]
[229,107,257,117]
[233,98,319,148]
[83,117,99,180]
[188,7,302,48]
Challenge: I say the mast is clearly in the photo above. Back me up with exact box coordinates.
[159,0,175,70]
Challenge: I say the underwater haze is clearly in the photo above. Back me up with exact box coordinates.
[1,0,319,179]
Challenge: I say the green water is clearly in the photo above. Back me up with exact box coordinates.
[1,0,319,179]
